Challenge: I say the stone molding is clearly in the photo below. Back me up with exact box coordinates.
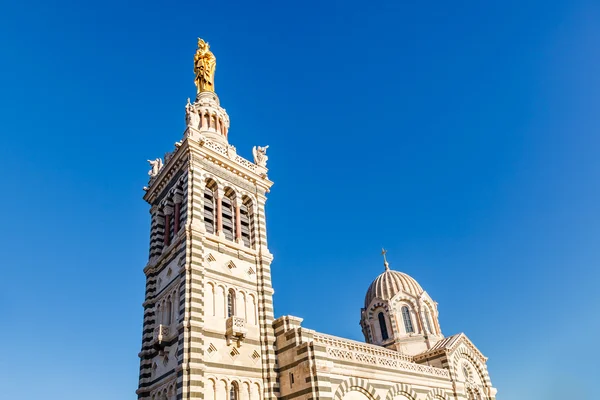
[313,333,450,378]
[385,383,418,400]
[333,377,381,400]
[425,387,450,400]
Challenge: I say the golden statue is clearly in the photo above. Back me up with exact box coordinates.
[194,38,216,93]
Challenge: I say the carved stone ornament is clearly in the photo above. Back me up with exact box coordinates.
[185,98,200,129]
[252,145,269,167]
[226,145,237,160]
[148,158,164,177]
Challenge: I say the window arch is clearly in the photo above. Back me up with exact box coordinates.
[240,196,255,248]
[165,199,175,246]
[204,180,217,234]
[377,312,389,341]
[222,189,235,241]
[227,289,236,318]
[401,306,414,333]
[165,297,172,325]
[230,382,239,400]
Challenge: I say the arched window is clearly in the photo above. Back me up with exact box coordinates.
[378,312,389,341]
[240,196,254,248]
[401,306,414,333]
[222,189,235,241]
[165,297,172,325]
[230,382,239,400]
[424,307,434,334]
[156,303,162,326]
[204,180,217,234]
[227,289,235,318]
[167,200,175,245]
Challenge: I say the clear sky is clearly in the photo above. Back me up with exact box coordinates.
[1,0,599,399]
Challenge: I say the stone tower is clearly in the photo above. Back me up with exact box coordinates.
[136,40,277,400]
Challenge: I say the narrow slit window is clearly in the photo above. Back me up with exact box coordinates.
[240,201,251,247]
[227,289,235,318]
[378,312,389,341]
[229,382,238,400]
[222,193,235,241]
[401,306,414,333]
[203,182,216,234]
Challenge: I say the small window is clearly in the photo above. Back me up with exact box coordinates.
[240,198,253,247]
[378,312,389,341]
[229,382,238,400]
[227,289,235,318]
[222,191,235,241]
[204,181,217,234]
[289,373,294,388]
[463,364,470,380]
[165,298,172,325]
[401,306,414,333]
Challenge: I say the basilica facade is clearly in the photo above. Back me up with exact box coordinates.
[136,40,497,400]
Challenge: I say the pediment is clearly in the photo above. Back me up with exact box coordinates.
[414,333,487,364]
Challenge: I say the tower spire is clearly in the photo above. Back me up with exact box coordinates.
[381,248,390,271]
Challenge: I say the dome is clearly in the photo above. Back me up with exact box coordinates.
[364,265,424,308]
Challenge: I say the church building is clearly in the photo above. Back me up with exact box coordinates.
[136,39,498,400]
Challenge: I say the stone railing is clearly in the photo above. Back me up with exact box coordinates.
[201,139,259,174]
[234,155,258,173]
[313,333,449,378]
[203,139,228,157]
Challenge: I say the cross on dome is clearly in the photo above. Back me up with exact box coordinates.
[381,248,390,271]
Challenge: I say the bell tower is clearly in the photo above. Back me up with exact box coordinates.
[136,39,278,400]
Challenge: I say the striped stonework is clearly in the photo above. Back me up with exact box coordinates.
[384,383,418,400]
[137,99,276,400]
[272,316,498,400]
[135,52,497,400]
[332,377,380,400]
[424,388,450,400]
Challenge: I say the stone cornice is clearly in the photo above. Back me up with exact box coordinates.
[188,136,274,193]
[144,140,190,204]
[413,333,487,363]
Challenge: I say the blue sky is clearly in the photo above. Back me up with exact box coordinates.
[1,0,599,398]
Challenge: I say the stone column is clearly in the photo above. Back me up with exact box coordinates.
[419,309,429,334]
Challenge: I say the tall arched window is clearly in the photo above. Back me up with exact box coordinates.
[229,382,239,400]
[165,298,172,325]
[401,306,414,333]
[222,189,235,241]
[167,200,175,245]
[424,307,433,334]
[239,196,254,248]
[378,312,389,341]
[227,289,236,318]
[203,180,217,234]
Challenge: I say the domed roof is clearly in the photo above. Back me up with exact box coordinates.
[364,262,424,308]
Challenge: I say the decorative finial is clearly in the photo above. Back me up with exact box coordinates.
[381,248,390,271]
[194,38,216,93]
